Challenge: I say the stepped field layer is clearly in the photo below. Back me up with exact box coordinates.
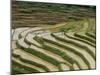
[12,19,96,74]
[12,1,96,28]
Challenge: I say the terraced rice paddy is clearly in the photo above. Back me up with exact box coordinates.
[12,1,96,28]
[12,1,96,75]
[12,18,96,74]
